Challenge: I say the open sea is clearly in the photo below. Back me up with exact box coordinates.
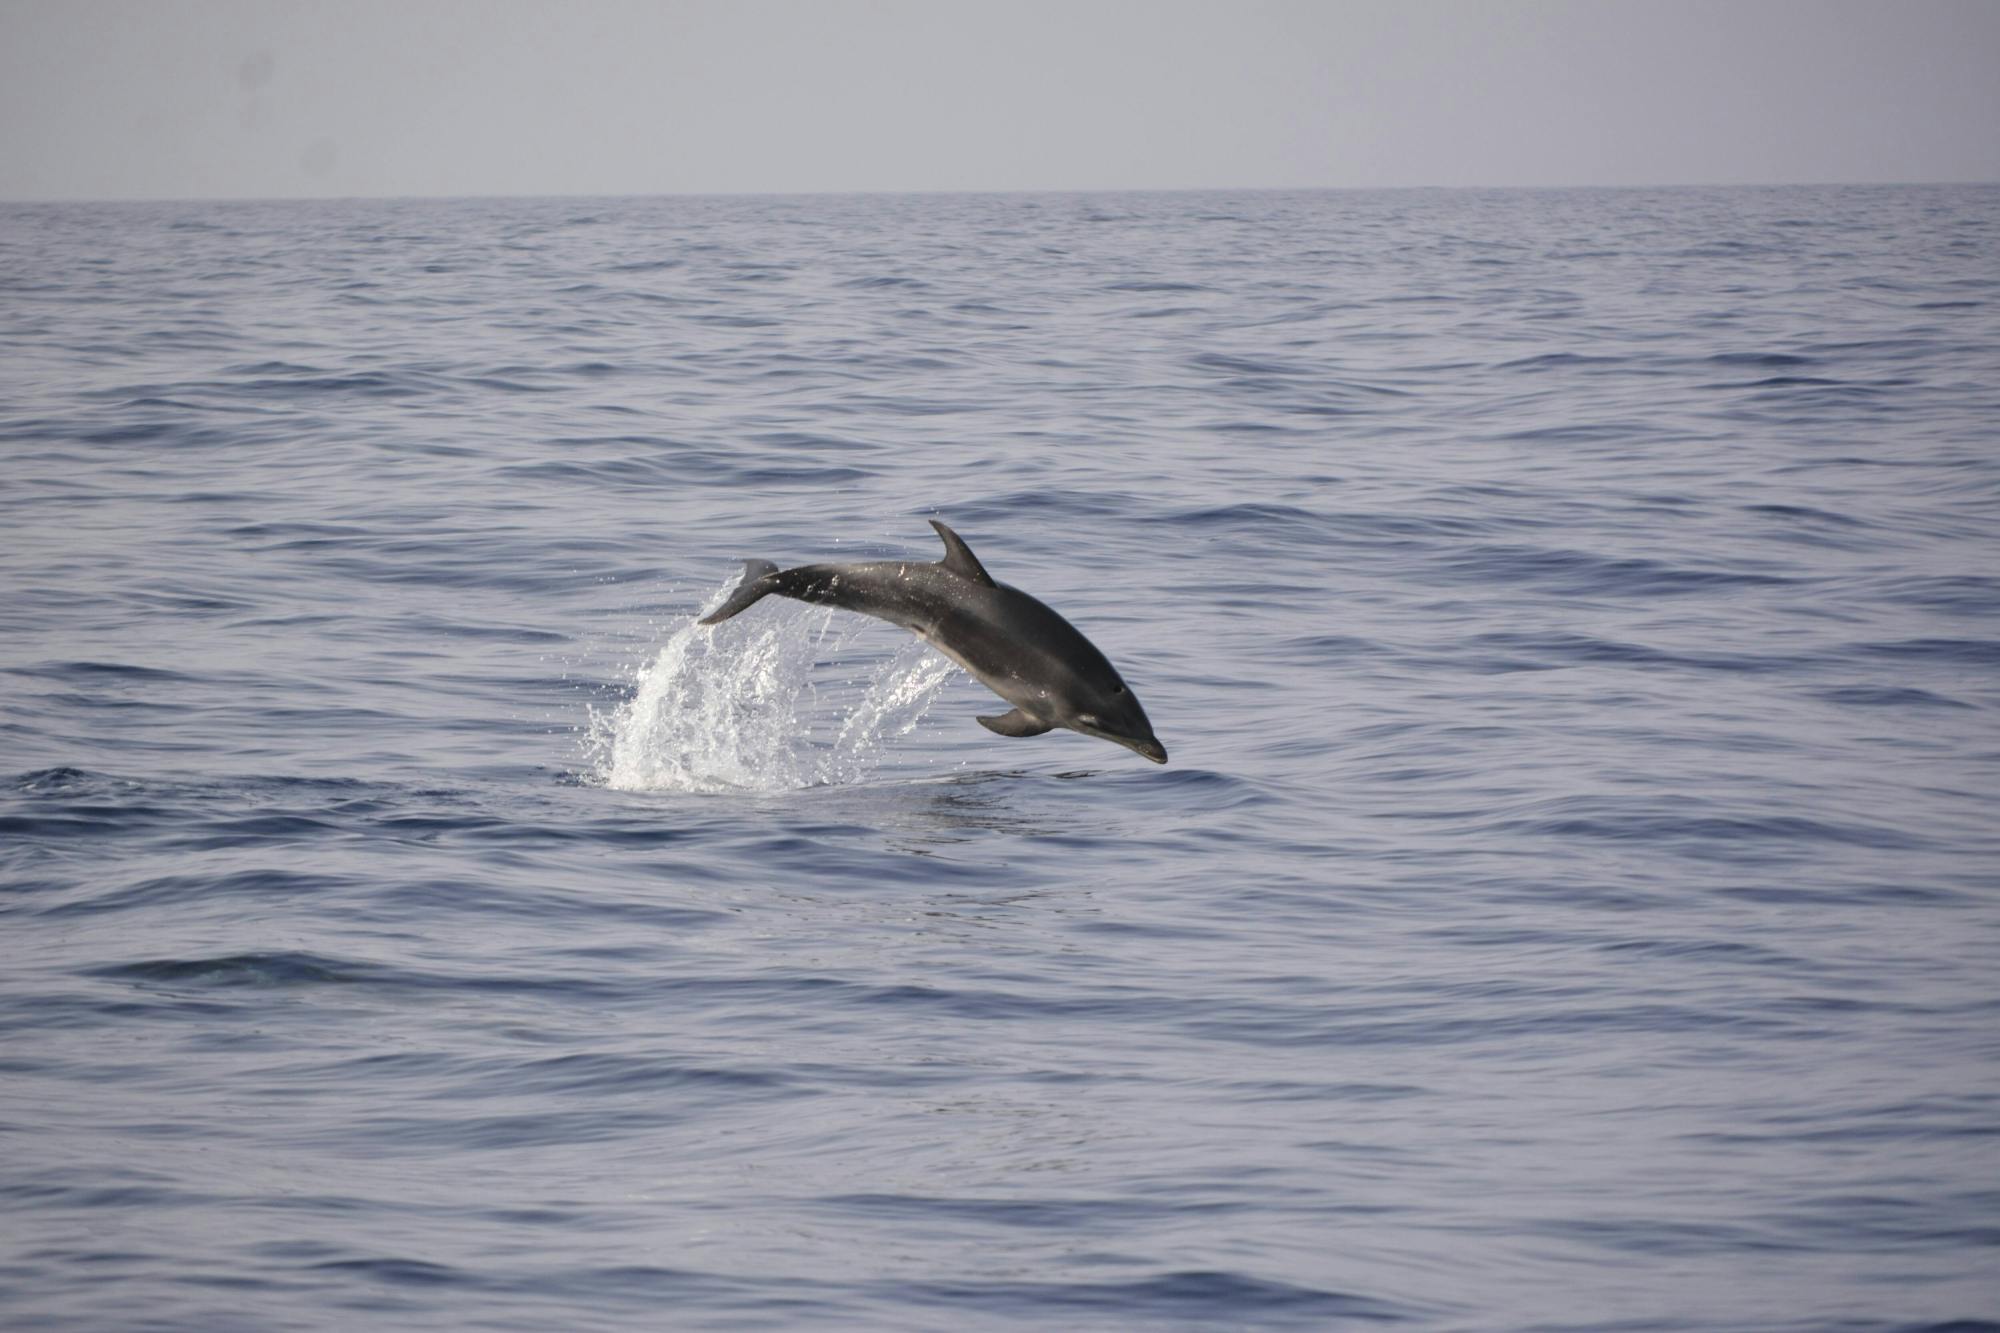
[2,185,1997,1331]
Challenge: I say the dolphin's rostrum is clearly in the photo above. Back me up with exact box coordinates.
[699,520,1167,763]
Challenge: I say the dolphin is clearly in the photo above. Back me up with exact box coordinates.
[698,520,1167,763]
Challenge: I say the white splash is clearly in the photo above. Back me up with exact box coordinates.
[589,575,958,794]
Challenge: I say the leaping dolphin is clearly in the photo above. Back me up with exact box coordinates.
[698,520,1167,764]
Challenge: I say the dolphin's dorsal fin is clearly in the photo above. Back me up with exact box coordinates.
[929,519,995,586]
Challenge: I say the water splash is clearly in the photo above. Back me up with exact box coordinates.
[591,574,958,794]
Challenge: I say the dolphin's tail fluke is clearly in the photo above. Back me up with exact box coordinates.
[698,559,783,625]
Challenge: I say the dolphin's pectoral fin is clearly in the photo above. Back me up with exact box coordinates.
[930,519,996,587]
[977,709,1051,738]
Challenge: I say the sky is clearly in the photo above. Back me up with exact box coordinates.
[2,0,1997,201]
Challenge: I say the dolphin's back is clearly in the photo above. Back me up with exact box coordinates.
[705,557,1111,689]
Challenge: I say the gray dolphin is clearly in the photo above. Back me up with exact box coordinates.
[698,520,1167,764]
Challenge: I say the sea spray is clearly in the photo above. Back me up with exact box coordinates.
[591,575,956,793]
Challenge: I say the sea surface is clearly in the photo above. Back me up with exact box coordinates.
[3,185,1997,1331]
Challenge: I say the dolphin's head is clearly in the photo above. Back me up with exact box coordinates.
[1066,679,1167,764]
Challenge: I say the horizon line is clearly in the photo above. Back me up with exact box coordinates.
[5,177,1997,208]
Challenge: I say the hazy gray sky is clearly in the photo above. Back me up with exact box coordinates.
[3,0,1997,200]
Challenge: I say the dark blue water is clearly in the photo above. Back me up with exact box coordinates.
[3,186,1998,1331]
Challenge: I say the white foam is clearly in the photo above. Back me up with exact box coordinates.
[589,574,958,794]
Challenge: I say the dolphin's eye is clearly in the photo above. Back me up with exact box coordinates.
[1113,685,1124,694]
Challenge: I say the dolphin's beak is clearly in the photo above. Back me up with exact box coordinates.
[1082,725,1168,765]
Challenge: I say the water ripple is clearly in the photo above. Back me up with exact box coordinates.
[2,184,1996,1333]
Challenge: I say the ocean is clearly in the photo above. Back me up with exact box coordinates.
[2,185,1996,1330]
